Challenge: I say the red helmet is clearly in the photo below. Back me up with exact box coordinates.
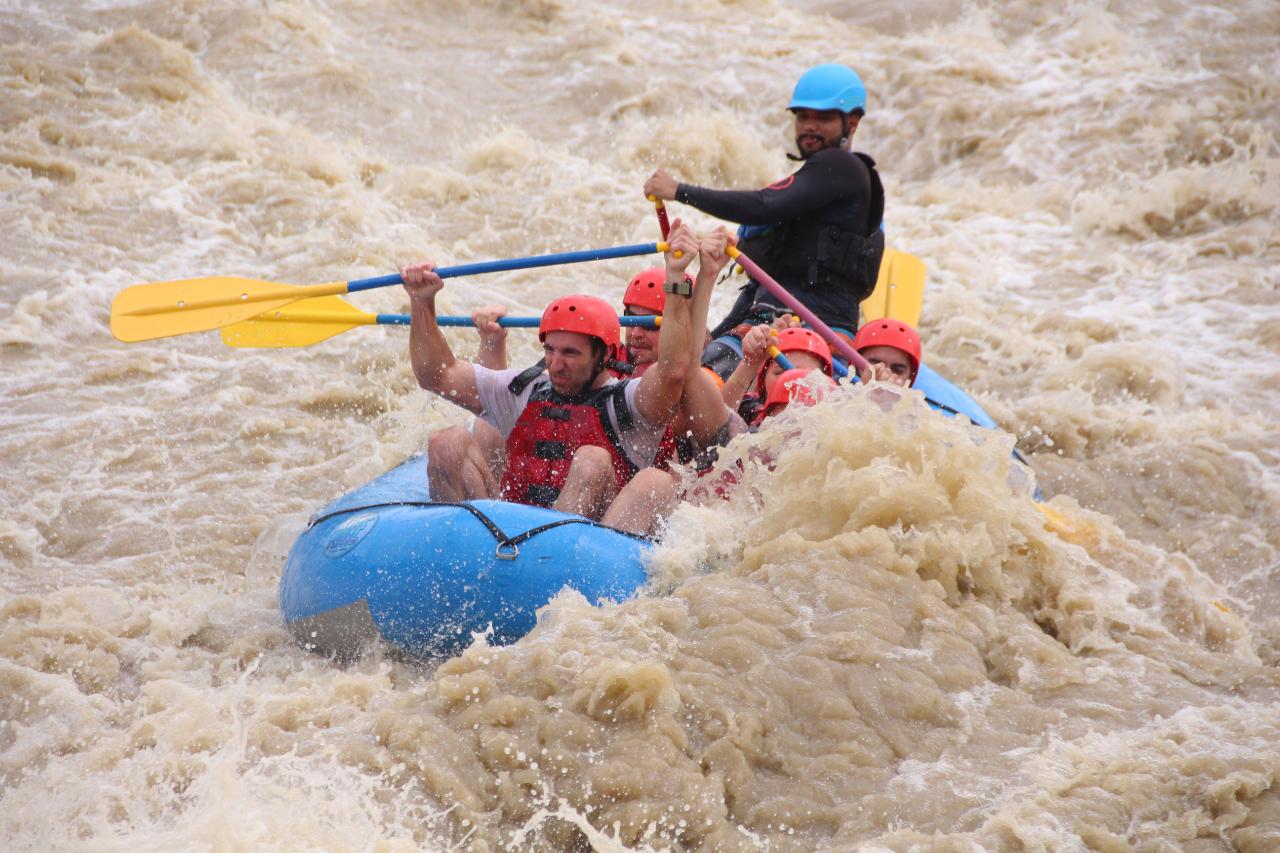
[623,267,687,315]
[852,320,922,383]
[775,328,834,374]
[757,368,835,423]
[755,327,834,398]
[540,295,621,360]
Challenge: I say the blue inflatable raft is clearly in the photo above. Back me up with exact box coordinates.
[279,364,1003,663]
[279,456,652,662]
[914,363,997,428]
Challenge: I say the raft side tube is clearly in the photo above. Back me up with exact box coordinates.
[281,459,652,661]
[913,363,998,429]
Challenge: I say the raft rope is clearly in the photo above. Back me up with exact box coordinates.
[309,500,649,560]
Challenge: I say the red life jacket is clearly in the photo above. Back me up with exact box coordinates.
[499,366,639,508]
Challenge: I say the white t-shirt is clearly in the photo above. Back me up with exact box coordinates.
[472,365,666,470]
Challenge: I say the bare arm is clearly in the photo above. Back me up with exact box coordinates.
[687,227,732,371]
[721,324,771,408]
[402,262,484,414]
[472,304,509,370]
[677,228,736,445]
[633,221,698,426]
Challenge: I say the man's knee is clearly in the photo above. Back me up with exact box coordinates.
[428,426,479,486]
[604,467,677,536]
[568,445,614,480]
[428,426,475,465]
[622,467,677,502]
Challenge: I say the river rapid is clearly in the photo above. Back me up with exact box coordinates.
[2,0,1278,850]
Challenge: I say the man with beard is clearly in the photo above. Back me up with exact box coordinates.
[643,63,885,375]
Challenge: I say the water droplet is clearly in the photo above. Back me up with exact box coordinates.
[177,301,185,308]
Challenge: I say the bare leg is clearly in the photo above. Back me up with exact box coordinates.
[553,445,618,520]
[427,426,499,501]
[471,418,506,482]
[602,467,678,537]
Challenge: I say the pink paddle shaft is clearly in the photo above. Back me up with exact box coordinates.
[655,202,671,239]
[729,248,870,373]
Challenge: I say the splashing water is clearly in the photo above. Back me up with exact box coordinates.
[3,0,1278,849]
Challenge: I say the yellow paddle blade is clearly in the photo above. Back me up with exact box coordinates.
[860,249,926,326]
[110,276,348,342]
[1037,502,1100,551]
[220,295,377,348]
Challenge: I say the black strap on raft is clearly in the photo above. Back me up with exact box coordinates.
[925,397,963,418]
[308,500,650,560]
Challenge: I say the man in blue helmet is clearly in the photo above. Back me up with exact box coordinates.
[643,63,885,379]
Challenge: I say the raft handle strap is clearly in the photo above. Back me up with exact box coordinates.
[309,500,647,559]
[451,503,637,559]
[455,502,620,558]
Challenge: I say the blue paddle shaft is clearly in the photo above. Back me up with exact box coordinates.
[773,348,854,379]
[373,314,658,328]
[773,343,855,376]
[347,242,664,293]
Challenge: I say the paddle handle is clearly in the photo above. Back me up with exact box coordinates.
[728,247,869,373]
[375,314,659,328]
[648,195,672,240]
[767,345,795,371]
[347,242,670,293]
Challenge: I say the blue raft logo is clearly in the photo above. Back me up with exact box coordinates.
[323,512,379,558]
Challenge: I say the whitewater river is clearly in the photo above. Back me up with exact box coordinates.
[2,0,1278,849]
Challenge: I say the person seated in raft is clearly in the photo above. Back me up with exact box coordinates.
[850,317,921,388]
[752,366,838,426]
[617,262,747,474]
[402,220,710,536]
[429,236,744,492]
[720,325,836,424]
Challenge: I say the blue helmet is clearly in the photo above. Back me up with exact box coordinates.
[788,64,867,114]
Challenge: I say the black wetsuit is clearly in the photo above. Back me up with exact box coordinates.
[675,147,885,337]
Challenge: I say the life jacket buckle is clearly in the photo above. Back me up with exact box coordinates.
[495,541,519,561]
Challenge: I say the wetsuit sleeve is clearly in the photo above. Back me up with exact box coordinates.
[674,149,868,225]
